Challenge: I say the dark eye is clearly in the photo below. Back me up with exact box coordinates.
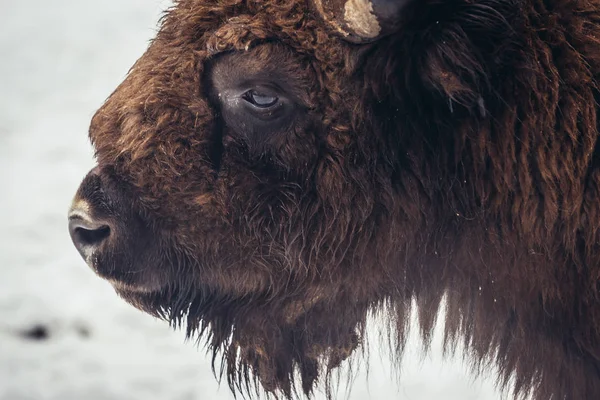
[243,90,279,108]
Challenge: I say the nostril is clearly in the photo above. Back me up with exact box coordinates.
[68,215,111,261]
[74,225,111,247]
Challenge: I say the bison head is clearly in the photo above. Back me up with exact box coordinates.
[68,0,525,397]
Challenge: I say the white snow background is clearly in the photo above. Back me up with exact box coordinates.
[0,1,505,399]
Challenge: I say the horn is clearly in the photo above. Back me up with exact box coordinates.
[313,0,412,43]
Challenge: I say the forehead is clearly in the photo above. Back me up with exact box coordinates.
[158,0,350,68]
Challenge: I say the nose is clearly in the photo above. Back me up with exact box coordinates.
[68,209,111,262]
[68,166,112,262]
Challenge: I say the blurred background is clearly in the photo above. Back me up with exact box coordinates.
[1,1,504,399]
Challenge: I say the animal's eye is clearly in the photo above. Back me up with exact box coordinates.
[243,90,279,108]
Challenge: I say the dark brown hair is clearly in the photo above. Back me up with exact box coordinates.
[78,0,600,398]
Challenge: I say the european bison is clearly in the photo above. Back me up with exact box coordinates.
[68,0,600,398]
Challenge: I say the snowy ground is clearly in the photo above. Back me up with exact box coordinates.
[1,1,505,399]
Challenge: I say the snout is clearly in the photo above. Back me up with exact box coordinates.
[68,166,163,292]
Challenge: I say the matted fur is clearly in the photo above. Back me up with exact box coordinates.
[75,0,600,398]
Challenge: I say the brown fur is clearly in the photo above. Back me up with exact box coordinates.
[74,0,600,398]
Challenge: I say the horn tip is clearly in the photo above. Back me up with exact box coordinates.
[344,0,382,39]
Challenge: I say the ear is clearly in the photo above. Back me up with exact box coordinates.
[312,0,413,43]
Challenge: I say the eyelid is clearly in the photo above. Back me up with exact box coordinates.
[242,98,286,120]
[236,82,282,97]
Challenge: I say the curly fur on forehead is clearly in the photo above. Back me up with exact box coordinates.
[72,0,600,398]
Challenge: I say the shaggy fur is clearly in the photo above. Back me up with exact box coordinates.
[72,0,600,398]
